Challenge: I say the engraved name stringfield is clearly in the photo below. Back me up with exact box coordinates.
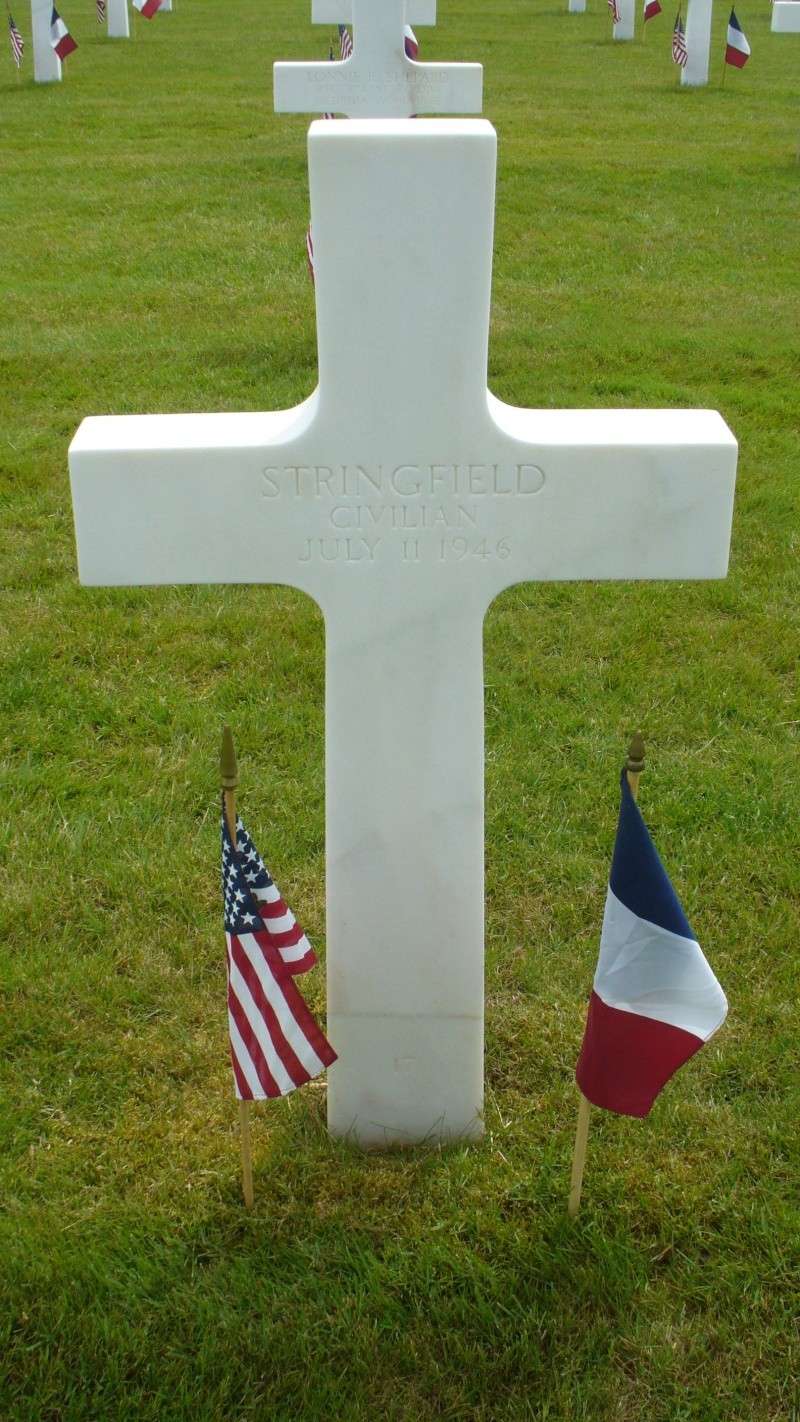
[261,460,546,565]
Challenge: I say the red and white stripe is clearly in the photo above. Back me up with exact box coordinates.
[226,929,336,1099]
[250,877,317,976]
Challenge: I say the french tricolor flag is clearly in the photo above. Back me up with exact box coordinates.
[576,772,727,1118]
[725,9,751,66]
[132,0,162,17]
[404,24,419,59]
[50,7,77,58]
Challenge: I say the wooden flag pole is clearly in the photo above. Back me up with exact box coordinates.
[567,1093,592,1217]
[568,731,646,1218]
[221,726,254,1210]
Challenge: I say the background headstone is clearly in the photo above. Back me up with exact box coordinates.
[107,0,129,39]
[772,2,800,31]
[614,0,637,42]
[682,0,714,84]
[274,0,482,118]
[30,0,61,82]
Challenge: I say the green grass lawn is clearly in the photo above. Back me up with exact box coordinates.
[1,0,799,1417]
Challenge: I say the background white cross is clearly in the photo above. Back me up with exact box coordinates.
[274,0,482,118]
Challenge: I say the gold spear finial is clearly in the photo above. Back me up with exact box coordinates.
[220,725,238,791]
[625,730,645,777]
[625,731,645,801]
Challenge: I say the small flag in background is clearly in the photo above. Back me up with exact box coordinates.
[404,23,419,58]
[643,0,662,21]
[608,0,622,22]
[575,771,727,1118]
[132,0,162,17]
[50,7,77,58]
[725,8,751,66]
[8,13,24,67]
[96,0,106,21]
[221,804,336,1100]
[672,10,688,64]
[338,21,353,59]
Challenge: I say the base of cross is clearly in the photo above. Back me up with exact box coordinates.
[328,1015,484,1145]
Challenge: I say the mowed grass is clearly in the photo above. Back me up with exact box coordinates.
[1,0,799,1417]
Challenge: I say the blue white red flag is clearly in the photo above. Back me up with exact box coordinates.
[404,23,419,58]
[221,804,336,1100]
[132,0,161,17]
[8,13,24,67]
[50,7,77,58]
[643,0,662,21]
[725,9,751,66]
[575,771,727,1117]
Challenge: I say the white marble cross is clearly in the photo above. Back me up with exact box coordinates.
[613,0,636,42]
[682,0,714,85]
[30,0,61,82]
[69,114,737,1146]
[274,0,482,118]
[772,2,800,31]
[108,0,130,39]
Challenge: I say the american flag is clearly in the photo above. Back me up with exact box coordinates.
[8,13,24,67]
[222,804,336,1100]
[338,22,353,59]
[672,10,688,64]
[608,0,621,22]
[96,0,106,20]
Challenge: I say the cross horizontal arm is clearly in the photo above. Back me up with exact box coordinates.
[274,58,482,118]
[68,403,736,601]
[311,0,436,22]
